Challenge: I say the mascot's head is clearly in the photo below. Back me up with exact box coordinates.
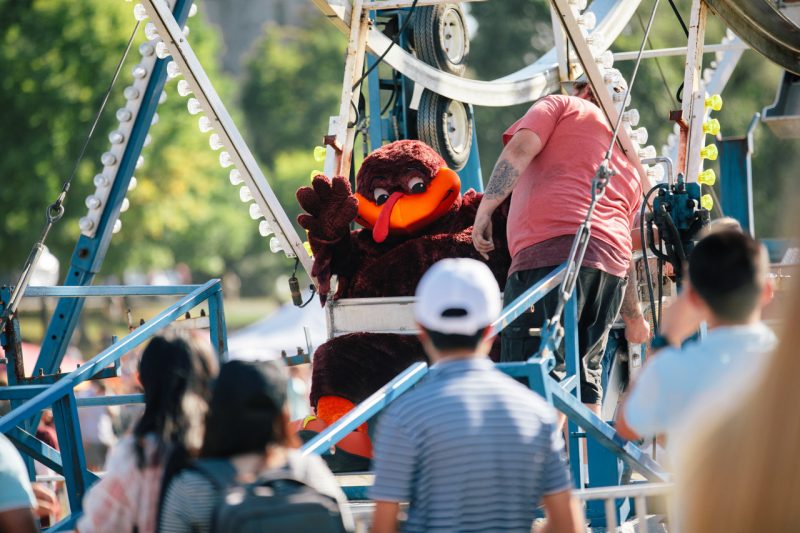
[354,140,461,243]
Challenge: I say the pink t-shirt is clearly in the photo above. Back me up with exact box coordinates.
[503,95,642,277]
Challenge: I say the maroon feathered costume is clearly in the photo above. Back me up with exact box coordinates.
[295,141,509,462]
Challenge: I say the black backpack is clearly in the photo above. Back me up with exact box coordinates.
[192,458,348,533]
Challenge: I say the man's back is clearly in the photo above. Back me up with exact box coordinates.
[370,358,570,533]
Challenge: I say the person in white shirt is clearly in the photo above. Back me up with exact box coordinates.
[616,230,775,441]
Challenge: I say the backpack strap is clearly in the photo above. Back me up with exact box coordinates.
[191,459,239,533]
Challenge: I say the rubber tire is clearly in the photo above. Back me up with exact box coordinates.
[412,3,469,76]
[416,90,472,171]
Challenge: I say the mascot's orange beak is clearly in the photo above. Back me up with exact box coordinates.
[355,168,461,243]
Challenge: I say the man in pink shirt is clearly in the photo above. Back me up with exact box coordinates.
[473,77,650,415]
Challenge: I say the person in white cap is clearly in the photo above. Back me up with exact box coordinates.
[472,69,651,420]
[370,258,583,533]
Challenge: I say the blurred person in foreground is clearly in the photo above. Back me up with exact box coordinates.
[616,230,776,441]
[674,257,800,532]
[472,74,650,420]
[371,258,583,533]
[77,333,218,533]
[159,359,353,532]
[0,433,59,533]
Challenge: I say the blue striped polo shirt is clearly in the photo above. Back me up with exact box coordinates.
[369,357,571,532]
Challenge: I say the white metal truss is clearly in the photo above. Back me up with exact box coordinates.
[142,0,314,279]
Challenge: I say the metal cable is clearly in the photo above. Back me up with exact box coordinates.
[0,21,141,328]
[635,11,677,108]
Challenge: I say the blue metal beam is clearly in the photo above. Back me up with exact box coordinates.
[37,0,195,375]
[0,280,222,433]
[301,362,429,456]
[25,285,202,298]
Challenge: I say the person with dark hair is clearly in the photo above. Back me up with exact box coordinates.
[158,359,354,533]
[616,230,776,441]
[77,332,218,533]
[371,258,583,533]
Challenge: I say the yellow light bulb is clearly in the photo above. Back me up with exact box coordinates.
[303,241,313,257]
[700,194,714,211]
[697,168,716,186]
[703,118,720,136]
[313,146,327,162]
[310,170,323,180]
[700,144,718,161]
[704,94,723,111]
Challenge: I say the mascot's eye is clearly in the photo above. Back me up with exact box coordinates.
[374,188,390,205]
[409,177,426,194]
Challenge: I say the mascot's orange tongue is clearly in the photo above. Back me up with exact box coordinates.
[373,191,404,243]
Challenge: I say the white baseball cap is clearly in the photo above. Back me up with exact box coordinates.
[414,258,502,335]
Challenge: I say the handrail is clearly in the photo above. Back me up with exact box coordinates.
[0,279,222,433]
[23,285,203,297]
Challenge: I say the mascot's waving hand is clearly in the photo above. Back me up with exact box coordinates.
[295,140,510,470]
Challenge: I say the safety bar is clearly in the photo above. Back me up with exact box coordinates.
[0,279,224,433]
[23,285,203,297]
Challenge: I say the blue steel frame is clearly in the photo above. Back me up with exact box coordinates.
[300,263,667,518]
[364,8,483,192]
[0,280,227,531]
[37,0,194,379]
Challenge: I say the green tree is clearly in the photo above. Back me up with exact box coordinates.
[240,17,346,167]
[0,0,256,280]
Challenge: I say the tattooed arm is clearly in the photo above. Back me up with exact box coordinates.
[473,129,543,257]
[621,261,651,344]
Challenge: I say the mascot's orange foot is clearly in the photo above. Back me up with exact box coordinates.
[291,396,373,473]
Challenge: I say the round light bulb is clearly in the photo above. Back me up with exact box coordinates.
[155,42,170,59]
[313,146,327,162]
[93,174,109,188]
[187,98,202,115]
[198,116,213,133]
[310,170,323,180]
[144,22,159,41]
[133,3,148,21]
[143,134,152,147]
[586,32,605,49]
[631,127,648,145]
[116,108,132,122]
[85,195,102,210]
[303,241,313,257]
[151,113,159,126]
[159,90,167,104]
[697,168,717,186]
[139,42,155,57]
[123,86,140,100]
[595,50,614,69]
[638,145,656,160]
[101,152,117,166]
[79,217,94,232]
[132,64,147,79]
[646,164,665,182]
[189,3,198,17]
[229,169,243,185]
[166,61,180,79]
[128,177,138,191]
[702,68,714,84]
[703,118,721,136]
[578,12,596,30]
[259,220,273,237]
[220,151,234,168]
[120,197,130,213]
[269,236,283,253]
[183,26,190,36]
[239,186,253,202]
[209,133,224,151]
[622,109,640,126]
[109,131,125,144]
[177,79,192,97]
[136,155,145,169]
[700,194,714,211]
[249,203,263,220]
[700,144,719,161]
[113,219,122,234]
[705,94,723,112]
[603,69,620,85]
[667,133,677,146]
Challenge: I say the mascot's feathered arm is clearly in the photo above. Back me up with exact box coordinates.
[296,175,358,301]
